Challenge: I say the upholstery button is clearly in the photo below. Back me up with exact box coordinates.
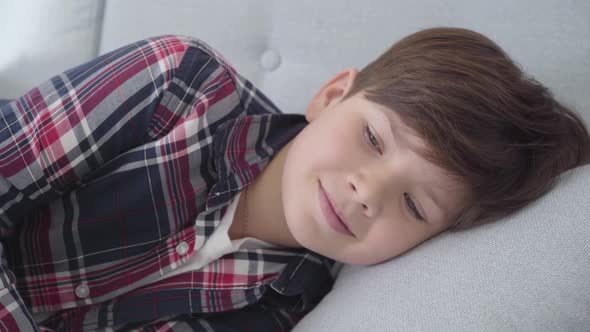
[75,284,90,299]
[260,49,281,71]
[176,241,189,256]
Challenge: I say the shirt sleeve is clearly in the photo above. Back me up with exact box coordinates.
[0,34,230,330]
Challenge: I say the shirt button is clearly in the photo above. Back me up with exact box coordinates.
[75,284,90,299]
[176,241,189,256]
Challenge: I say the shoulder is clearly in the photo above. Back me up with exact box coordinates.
[140,34,240,78]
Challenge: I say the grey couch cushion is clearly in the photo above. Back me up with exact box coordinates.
[294,165,590,331]
[0,0,104,98]
[99,0,590,124]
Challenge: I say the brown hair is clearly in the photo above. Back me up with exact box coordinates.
[342,27,590,230]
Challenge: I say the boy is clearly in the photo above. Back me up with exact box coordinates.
[0,27,588,331]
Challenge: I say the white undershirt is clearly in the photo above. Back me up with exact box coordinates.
[32,190,275,324]
[163,190,276,278]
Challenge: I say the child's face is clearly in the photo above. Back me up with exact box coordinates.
[281,68,468,265]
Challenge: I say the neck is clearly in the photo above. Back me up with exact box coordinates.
[228,140,301,248]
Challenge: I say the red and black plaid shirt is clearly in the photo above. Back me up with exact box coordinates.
[0,35,340,331]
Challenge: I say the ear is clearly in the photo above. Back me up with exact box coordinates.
[305,68,359,122]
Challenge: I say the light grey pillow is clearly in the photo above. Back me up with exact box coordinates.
[295,165,590,332]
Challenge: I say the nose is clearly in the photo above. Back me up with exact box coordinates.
[346,170,386,219]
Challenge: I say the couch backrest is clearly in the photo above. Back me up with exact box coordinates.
[99,0,590,125]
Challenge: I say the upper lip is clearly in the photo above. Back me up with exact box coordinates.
[323,184,354,235]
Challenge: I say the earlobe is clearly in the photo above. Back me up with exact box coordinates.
[304,68,359,122]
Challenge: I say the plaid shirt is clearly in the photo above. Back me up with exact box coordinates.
[0,35,341,331]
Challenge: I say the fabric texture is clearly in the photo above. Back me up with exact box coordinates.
[99,0,590,126]
[294,165,590,331]
[0,35,341,331]
[153,191,277,280]
[30,191,276,324]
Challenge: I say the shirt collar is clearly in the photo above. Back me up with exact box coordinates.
[269,251,343,309]
[205,112,307,211]
[206,111,343,307]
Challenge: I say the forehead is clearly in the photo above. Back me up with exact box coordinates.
[352,95,428,152]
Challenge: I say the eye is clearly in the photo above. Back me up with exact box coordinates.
[404,193,425,222]
[364,124,382,154]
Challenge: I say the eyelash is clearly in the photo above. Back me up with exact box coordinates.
[364,124,382,154]
[364,124,426,223]
[404,193,425,222]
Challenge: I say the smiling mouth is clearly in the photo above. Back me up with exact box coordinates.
[318,180,354,237]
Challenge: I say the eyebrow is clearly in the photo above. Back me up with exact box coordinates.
[384,113,403,146]
[422,186,448,222]
[377,107,423,153]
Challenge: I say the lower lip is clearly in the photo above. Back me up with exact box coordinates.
[318,181,354,236]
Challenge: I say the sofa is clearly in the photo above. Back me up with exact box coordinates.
[1,1,588,330]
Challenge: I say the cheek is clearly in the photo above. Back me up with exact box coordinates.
[314,124,365,167]
[363,221,430,262]
[281,136,315,225]
[291,125,351,172]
